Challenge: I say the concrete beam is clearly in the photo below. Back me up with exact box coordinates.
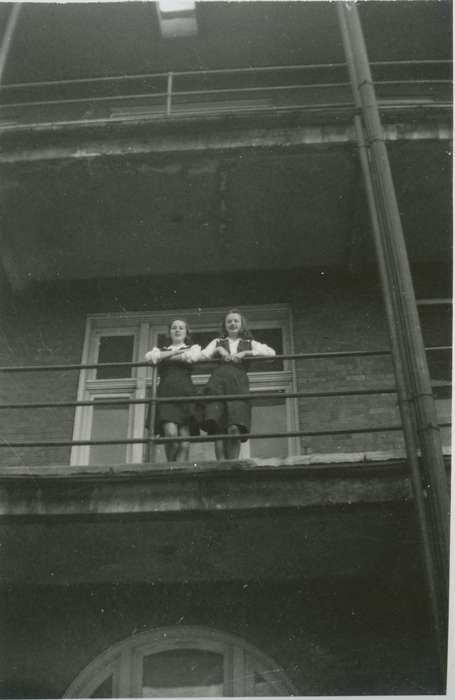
[0,458,413,518]
[0,115,450,164]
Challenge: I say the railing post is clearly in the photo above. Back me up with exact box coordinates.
[145,364,158,463]
[166,72,173,116]
[337,3,449,687]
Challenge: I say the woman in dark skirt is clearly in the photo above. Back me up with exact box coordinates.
[201,309,276,460]
[145,319,201,462]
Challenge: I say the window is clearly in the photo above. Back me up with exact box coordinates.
[72,305,298,465]
[63,626,296,697]
[417,299,452,448]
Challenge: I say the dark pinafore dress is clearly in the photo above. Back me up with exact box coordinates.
[203,338,252,441]
[148,348,199,436]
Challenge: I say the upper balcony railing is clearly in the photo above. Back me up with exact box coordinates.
[0,60,451,131]
[0,345,451,465]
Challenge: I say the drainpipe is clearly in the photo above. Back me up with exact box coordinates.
[0,4,21,85]
[337,2,449,686]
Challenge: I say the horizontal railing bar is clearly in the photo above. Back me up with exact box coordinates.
[0,426,405,448]
[371,59,452,66]
[0,386,403,409]
[417,298,452,306]
[1,378,451,410]
[0,83,353,111]
[0,346,449,373]
[2,424,450,449]
[0,63,350,90]
[0,101,358,130]
[1,59,450,91]
[1,77,448,111]
[3,98,449,134]
[169,82,351,98]
[0,91,169,110]
[375,79,452,85]
[0,350,392,372]
[4,375,452,410]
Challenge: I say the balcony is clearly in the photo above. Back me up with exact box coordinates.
[0,60,451,132]
[0,341,450,509]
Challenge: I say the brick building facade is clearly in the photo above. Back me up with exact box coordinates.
[0,1,451,697]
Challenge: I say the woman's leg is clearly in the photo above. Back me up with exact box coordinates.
[225,424,241,460]
[163,422,178,462]
[176,425,190,462]
[214,439,226,460]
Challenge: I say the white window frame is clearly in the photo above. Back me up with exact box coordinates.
[72,304,298,465]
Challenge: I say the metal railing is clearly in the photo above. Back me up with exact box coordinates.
[0,60,451,130]
[0,346,451,456]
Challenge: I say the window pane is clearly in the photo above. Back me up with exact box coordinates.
[142,649,224,697]
[250,395,288,458]
[248,328,283,372]
[90,675,113,698]
[419,305,452,383]
[97,335,135,378]
[89,402,129,465]
[419,305,451,346]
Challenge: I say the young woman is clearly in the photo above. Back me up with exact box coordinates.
[145,319,201,462]
[201,309,276,460]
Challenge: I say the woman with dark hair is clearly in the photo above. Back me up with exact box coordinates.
[145,319,201,462]
[201,309,276,460]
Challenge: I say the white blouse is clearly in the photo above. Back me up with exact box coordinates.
[201,338,276,359]
[145,343,202,365]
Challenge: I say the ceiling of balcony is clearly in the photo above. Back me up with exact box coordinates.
[0,1,450,85]
[0,1,451,286]
[0,139,451,283]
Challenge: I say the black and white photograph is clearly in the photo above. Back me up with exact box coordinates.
[0,0,452,697]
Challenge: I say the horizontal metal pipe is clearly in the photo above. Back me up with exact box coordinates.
[0,78,447,111]
[4,99,449,134]
[0,63,349,90]
[0,385,402,409]
[0,424,408,448]
[0,346,449,373]
[0,59,450,91]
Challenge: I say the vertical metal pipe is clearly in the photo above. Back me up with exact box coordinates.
[0,4,21,86]
[166,72,173,116]
[337,2,449,684]
[337,10,441,636]
[343,4,449,532]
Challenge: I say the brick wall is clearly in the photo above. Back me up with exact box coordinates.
[0,575,440,698]
[0,266,448,466]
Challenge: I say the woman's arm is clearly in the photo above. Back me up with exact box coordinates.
[145,347,185,364]
[177,344,202,363]
[200,339,221,360]
[232,340,276,363]
[250,340,276,357]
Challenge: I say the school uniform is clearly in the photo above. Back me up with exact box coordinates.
[201,337,275,441]
[145,344,201,435]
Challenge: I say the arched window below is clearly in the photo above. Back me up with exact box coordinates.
[64,626,297,697]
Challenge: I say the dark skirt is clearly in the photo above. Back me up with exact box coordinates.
[146,363,199,436]
[202,363,250,441]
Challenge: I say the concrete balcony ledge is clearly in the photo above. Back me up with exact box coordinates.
[1,449,447,519]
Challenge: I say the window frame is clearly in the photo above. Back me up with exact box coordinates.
[72,305,298,465]
[416,297,452,450]
[63,626,297,697]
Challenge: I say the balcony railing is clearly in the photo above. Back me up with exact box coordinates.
[0,60,451,130]
[0,346,450,462]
